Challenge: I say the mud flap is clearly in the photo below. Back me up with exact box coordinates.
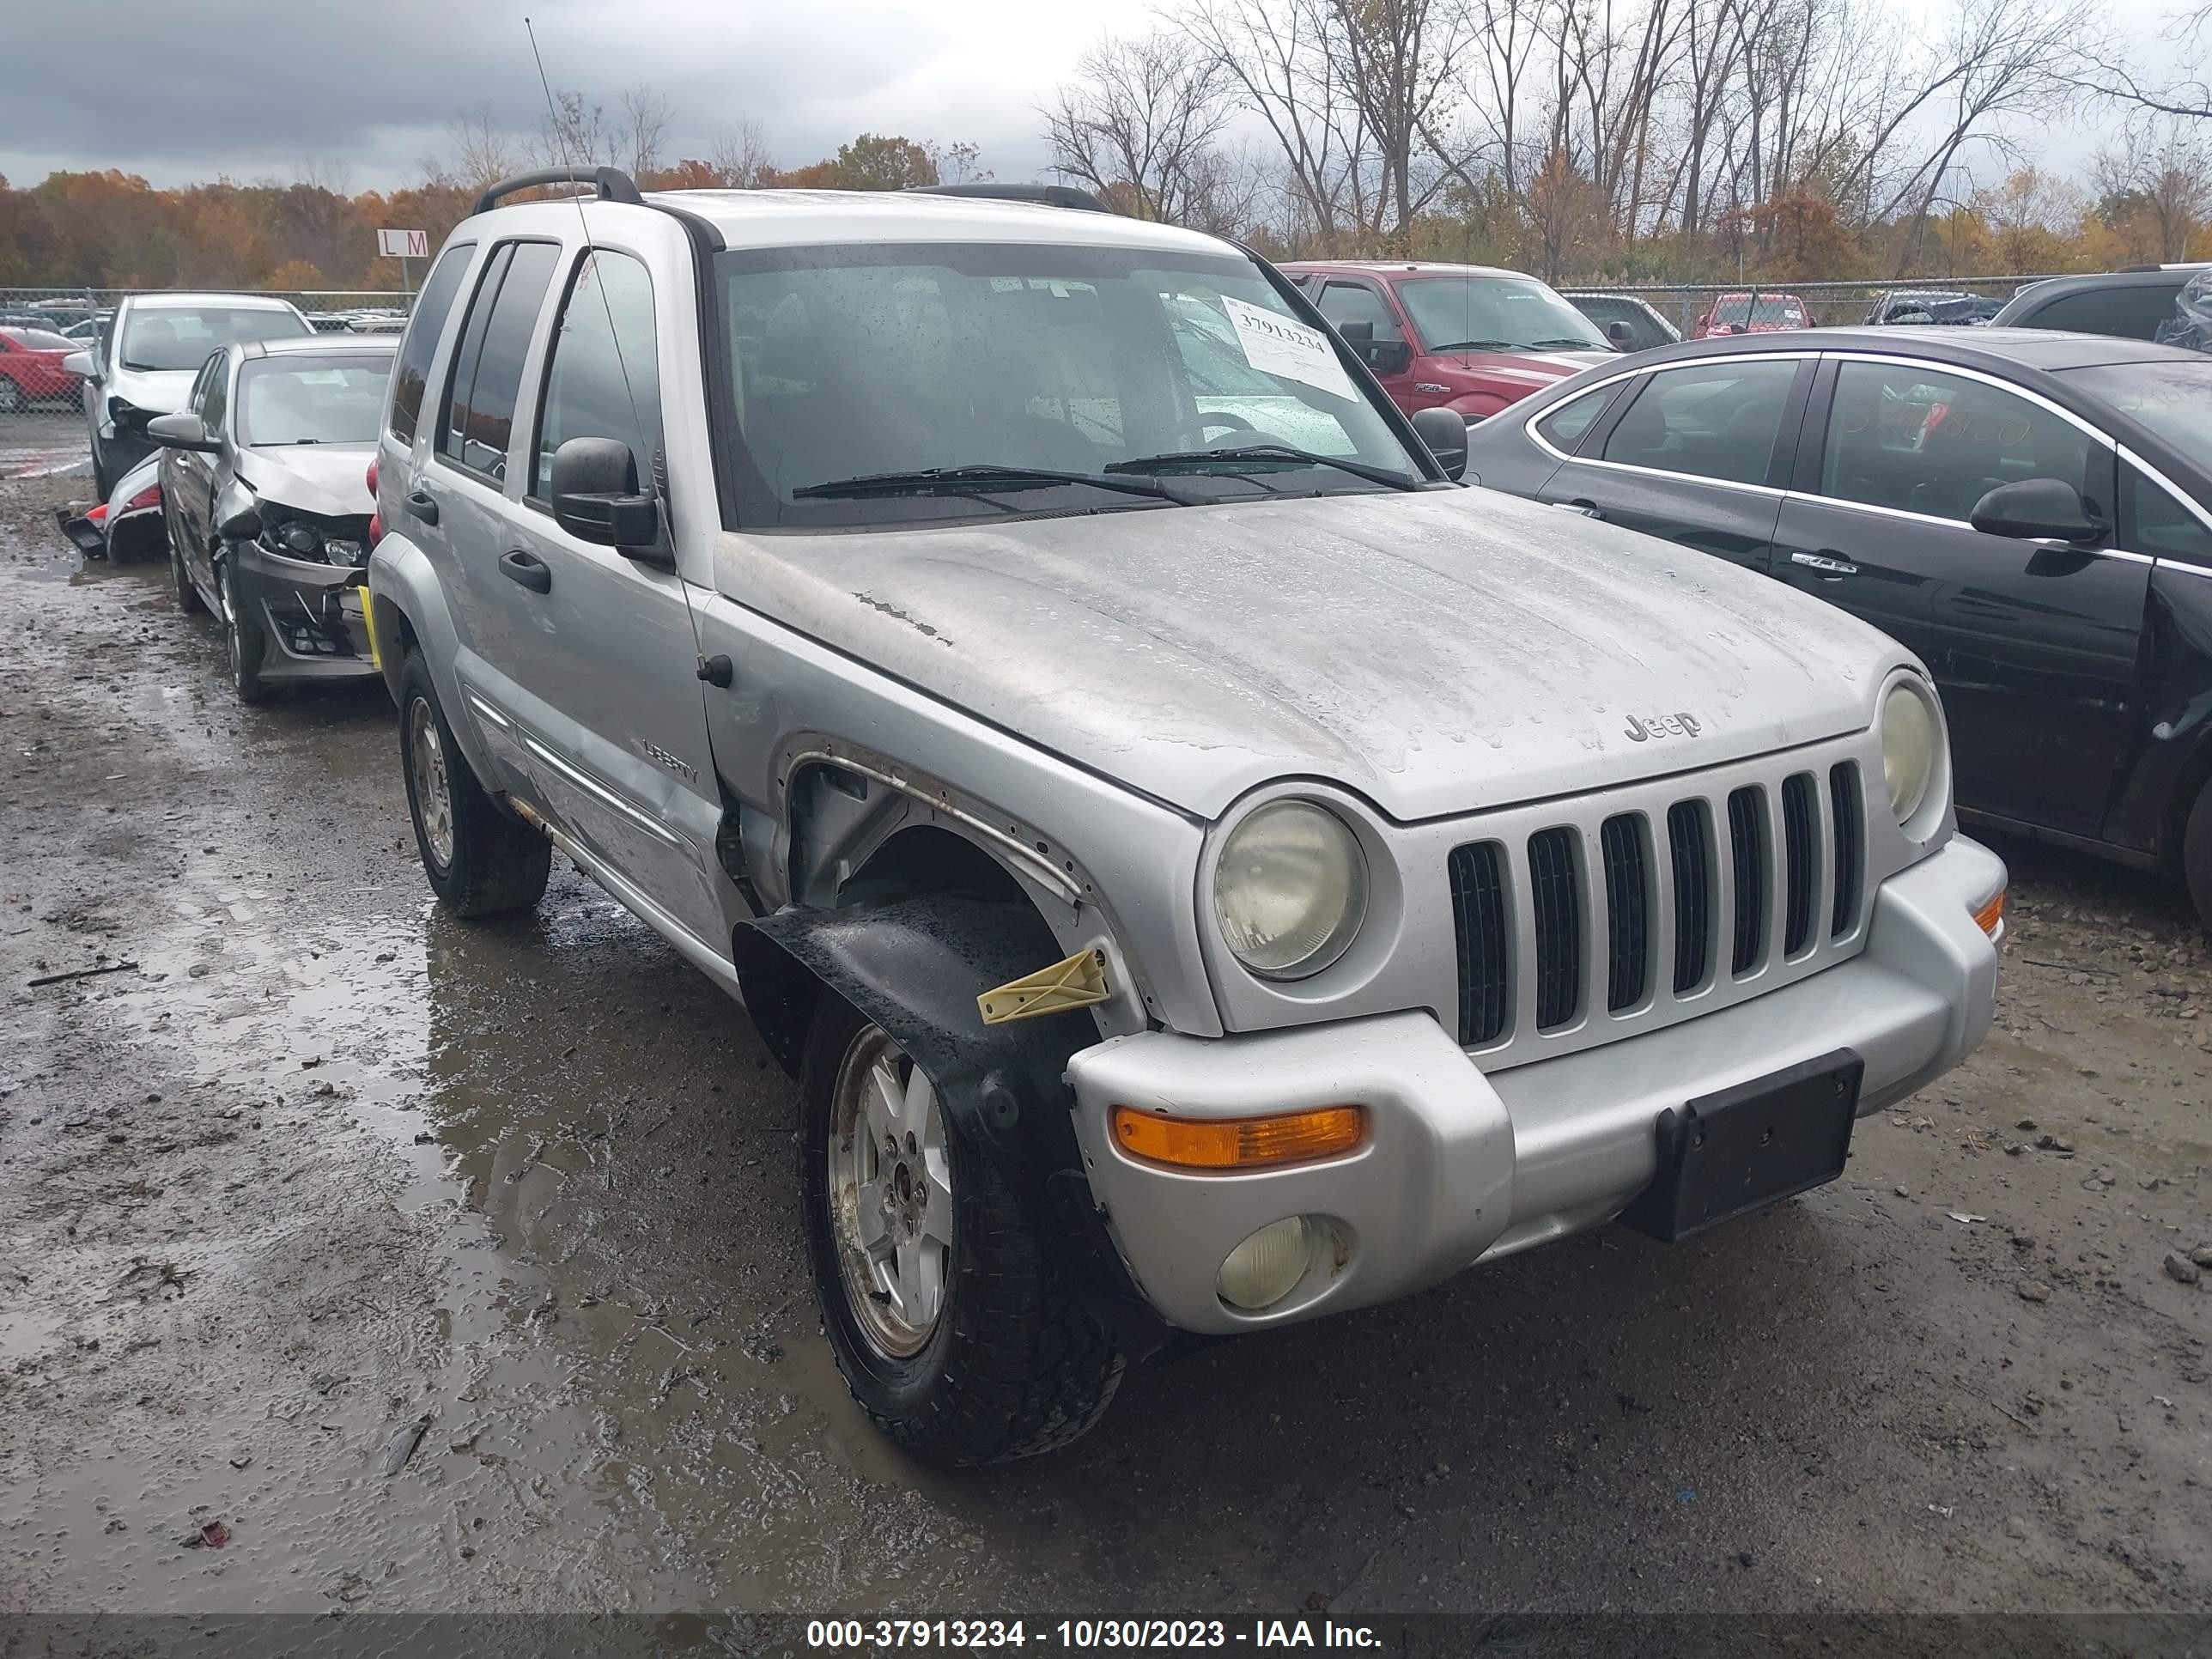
[733,894,1171,1355]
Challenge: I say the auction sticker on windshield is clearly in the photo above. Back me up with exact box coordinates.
[1221,298,1360,401]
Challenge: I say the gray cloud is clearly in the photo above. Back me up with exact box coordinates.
[0,0,1091,189]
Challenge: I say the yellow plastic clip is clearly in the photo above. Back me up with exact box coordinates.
[977,948,1109,1025]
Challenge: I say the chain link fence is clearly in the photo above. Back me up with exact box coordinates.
[1553,275,2059,338]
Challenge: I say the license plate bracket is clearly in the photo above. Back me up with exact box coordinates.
[1622,1048,1863,1243]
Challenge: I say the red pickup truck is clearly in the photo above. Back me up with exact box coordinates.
[1279,261,1618,423]
[1692,290,1810,337]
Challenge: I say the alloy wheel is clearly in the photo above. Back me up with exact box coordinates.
[827,1024,954,1358]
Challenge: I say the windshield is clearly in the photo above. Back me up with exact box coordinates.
[2059,360,2212,462]
[1396,275,1607,352]
[120,306,309,372]
[236,356,392,447]
[718,241,1422,527]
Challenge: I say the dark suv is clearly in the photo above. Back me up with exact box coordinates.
[1992,266,2206,341]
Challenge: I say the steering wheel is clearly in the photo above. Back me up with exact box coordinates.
[1190,410,1257,442]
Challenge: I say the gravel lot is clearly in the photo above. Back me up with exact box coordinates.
[2,466,2209,1624]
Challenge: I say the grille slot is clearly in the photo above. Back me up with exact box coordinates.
[1727,786,1767,975]
[1528,827,1582,1030]
[1830,763,1863,937]
[1782,773,1818,957]
[1601,814,1650,1012]
[1667,800,1713,994]
[1448,841,1511,1046]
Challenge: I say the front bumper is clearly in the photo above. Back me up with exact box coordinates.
[233,544,379,682]
[1066,836,2003,1334]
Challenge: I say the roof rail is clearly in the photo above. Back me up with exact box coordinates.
[909,182,1111,214]
[473,166,645,217]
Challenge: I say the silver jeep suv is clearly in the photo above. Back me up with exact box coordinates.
[368,167,2006,1465]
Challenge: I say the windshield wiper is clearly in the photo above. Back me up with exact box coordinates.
[1525,337,1606,349]
[1424,338,1519,353]
[792,464,1188,503]
[1107,443,1421,492]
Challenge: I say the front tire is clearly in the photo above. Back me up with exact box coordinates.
[169,518,204,609]
[799,996,1125,1466]
[396,650,550,918]
[2185,777,2212,933]
[217,561,268,705]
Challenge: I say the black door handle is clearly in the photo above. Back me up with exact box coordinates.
[499,549,550,593]
[404,489,439,526]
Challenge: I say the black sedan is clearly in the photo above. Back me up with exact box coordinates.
[1462,326,2212,926]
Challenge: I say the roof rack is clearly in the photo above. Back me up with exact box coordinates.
[909,183,1110,214]
[474,166,645,217]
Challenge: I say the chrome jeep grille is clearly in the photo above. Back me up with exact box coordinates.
[1450,757,1871,1054]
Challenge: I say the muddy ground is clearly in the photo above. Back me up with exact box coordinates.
[2,462,2209,1622]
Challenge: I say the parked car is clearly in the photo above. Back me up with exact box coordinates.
[0,325,86,410]
[145,334,392,702]
[367,169,2003,1464]
[53,452,165,562]
[1866,289,2002,326]
[1462,325,2212,924]
[1693,290,1810,337]
[64,292,313,495]
[1278,259,1617,423]
[1991,265,2209,342]
[1562,292,1681,353]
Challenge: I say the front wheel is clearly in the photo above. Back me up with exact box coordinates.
[0,379,21,414]
[2185,777,2212,933]
[217,562,268,705]
[799,996,1125,1466]
[396,650,550,918]
[169,518,204,609]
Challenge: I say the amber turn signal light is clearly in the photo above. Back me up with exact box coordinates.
[1109,1104,1364,1170]
[1973,888,2005,937]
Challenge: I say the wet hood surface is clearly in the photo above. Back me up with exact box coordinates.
[714,488,1902,823]
[236,441,374,518]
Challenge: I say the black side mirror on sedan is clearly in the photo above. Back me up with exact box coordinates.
[550,436,662,561]
[1411,406,1468,482]
[1969,477,2107,544]
[146,411,218,453]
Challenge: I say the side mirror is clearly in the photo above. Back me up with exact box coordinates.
[550,435,661,557]
[1969,477,2106,544]
[62,350,94,380]
[1606,320,1634,347]
[147,411,218,453]
[219,505,263,542]
[1364,338,1413,374]
[1410,406,1468,482]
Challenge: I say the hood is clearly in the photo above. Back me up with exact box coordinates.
[714,489,1903,823]
[236,442,374,518]
[109,366,196,416]
[1442,348,1614,392]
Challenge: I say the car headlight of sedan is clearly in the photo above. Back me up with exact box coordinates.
[1881,678,1941,824]
[1213,799,1368,980]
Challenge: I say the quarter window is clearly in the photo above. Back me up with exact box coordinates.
[1601,359,1798,485]
[532,248,662,502]
[440,240,559,483]
[1819,361,2096,523]
[389,242,474,446]
[2123,465,2212,564]
[1535,386,1617,453]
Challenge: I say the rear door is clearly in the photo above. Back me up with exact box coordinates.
[1534,354,1808,573]
[1773,354,2148,836]
[502,240,729,957]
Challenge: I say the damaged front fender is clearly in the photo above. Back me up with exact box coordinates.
[733,893,1170,1352]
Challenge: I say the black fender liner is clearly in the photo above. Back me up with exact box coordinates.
[732,894,1174,1356]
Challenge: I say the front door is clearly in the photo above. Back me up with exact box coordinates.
[1535,356,1807,573]
[1775,356,2148,836]
[1314,277,1418,412]
[167,354,223,586]
[503,244,728,958]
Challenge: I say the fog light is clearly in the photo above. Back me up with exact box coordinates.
[1218,1217,1310,1310]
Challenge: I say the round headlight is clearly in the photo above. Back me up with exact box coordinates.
[1213,800,1367,980]
[278,521,322,556]
[1881,680,1938,823]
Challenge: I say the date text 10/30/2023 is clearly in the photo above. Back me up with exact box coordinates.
[803,1620,1384,1649]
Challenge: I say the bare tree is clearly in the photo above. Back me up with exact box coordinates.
[1042,32,1234,222]
[2095,117,2212,259]
[618,87,675,178]
[708,118,776,188]
[926,141,993,184]
[1323,0,1473,243]
[423,103,519,192]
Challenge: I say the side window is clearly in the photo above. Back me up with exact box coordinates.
[2123,465,2212,563]
[1535,385,1618,453]
[388,241,475,446]
[439,240,559,483]
[1820,361,2096,523]
[1316,280,1404,343]
[532,248,662,502]
[1600,359,1797,485]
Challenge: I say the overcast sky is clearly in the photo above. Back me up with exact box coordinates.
[0,0,2191,196]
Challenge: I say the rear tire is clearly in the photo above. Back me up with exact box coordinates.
[799,995,1125,1466]
[2185,778,2212,934]
[396,650,550,918]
